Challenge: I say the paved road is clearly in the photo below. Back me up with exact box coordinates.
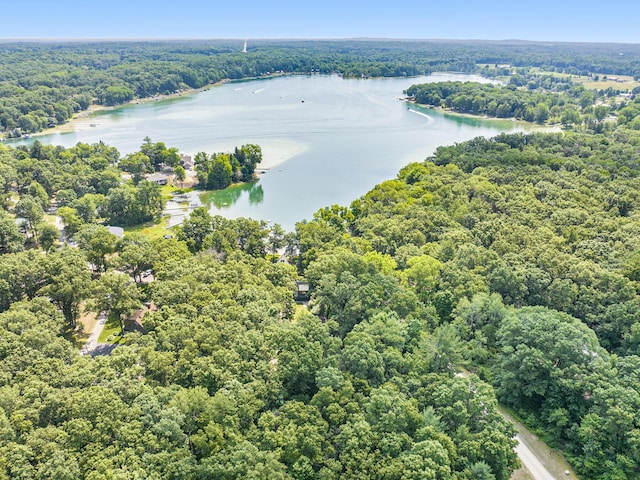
[513,432,556,480]
[500,407,578,480]
[456,371,576,480]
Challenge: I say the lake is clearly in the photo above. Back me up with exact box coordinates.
[9,73,534,230]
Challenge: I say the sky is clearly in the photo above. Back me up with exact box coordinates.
[2,0,638,44]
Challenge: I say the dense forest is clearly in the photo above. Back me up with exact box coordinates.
[1,39,640,479]
[0,139,523,478]
[2,39,640,136]
[0,128,640,479]
[3,129,640,477]
[338,130,640,479]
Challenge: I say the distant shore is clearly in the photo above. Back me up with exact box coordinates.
[5,81,231,140]
[12,74,303,141]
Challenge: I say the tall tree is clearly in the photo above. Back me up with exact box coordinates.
[118,233,158,283]
[42,248,92,327]
[77,224,118,272]
[0,210,24,253]
[91,271,142,334]
[14,195,44,243]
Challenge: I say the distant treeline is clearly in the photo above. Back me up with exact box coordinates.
[1,39,640,135]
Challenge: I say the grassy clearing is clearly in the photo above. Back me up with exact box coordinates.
[97,311,125,343]
[477,65,639,92]
[581,79,639,90]
[160,183,195,198]
[526,67,576,79]
[71,308,97,346]
[292,303,309,323]
[123,216,171,240]
[43,213,58,224]
[527,70,638,91]
[160,184,179,199]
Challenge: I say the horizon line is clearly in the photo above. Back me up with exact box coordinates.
[0,36,638,46]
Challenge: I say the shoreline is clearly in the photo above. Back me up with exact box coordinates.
[0,71,439,141]
[407,101,562,133]
[4,72,502,141]
[14,73,301,140]
[6,81,231,140]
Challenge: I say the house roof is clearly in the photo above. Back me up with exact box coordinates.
[106,226,124,237]
[146,172,169,182]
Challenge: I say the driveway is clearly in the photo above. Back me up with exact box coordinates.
[79,311,115,357]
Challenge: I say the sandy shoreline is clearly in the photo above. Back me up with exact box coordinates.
[257,141,309,170]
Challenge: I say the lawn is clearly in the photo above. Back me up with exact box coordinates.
[581,78,639,91]
[293,303,308,323]
[123,217,171,240]
[160,183,194,200]
[97,311,126,343]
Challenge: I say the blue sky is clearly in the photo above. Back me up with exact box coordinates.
[3,0,638,44]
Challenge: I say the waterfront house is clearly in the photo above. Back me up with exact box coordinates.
[180,153,194,170]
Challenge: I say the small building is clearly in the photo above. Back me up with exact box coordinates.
[295,281,311,302]
[146,172,169,185]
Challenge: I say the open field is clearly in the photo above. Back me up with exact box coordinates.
[477,65,639,92]
[580,76,639,90]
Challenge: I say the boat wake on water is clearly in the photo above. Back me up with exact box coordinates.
[407,108,435,124]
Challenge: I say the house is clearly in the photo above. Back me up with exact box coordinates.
[295,281,311,302]
[146,172,169,185]
[180,153,194,170]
